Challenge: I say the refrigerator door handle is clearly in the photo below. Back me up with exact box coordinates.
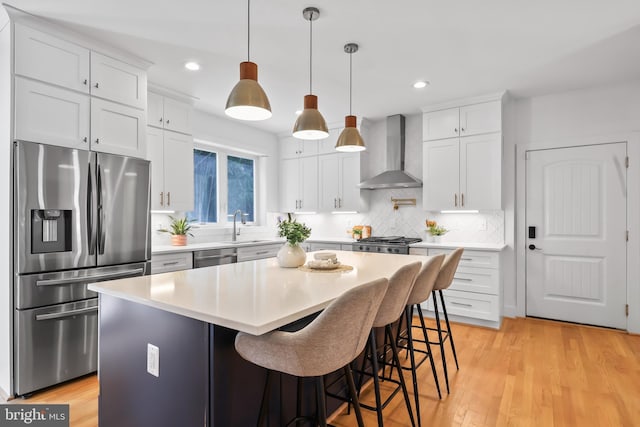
[87,159,97,255]
[35,305,98,321]
[98,164,106,255]
[35,268,145,287]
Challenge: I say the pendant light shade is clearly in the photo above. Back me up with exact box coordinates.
[293,7,329,140]
[335,43,365,152]
[225,0,272,121]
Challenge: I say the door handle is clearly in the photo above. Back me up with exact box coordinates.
[528,244,542,251]
[36,306,98,321]
[87,159,97,255]
[461,193,464,207]
[98,165,106,255]
[160,191,164,206]
[167,192,171,206]
[454,193,458,207]
[36,268,144,287]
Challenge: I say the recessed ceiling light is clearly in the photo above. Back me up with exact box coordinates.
[184,62,201,71]
[413,80,429,89]
[295,110,302,116]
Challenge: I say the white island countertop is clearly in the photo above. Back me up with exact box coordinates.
[89,251,428,336]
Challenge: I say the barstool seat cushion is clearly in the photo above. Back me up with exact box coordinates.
[433,248,464,291]
[235,278,388,378]
[372,262,422,328]
[406,255,445,306]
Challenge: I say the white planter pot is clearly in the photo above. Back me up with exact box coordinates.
[429,235,442,243]
[277,243,307,268]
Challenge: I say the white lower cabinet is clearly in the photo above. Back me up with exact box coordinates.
[151,252,193,274]
[237,243,281,262]
[147,127,194,211]
[422,248,502,327]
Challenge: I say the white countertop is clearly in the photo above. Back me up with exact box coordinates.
[89,251,428,336]
[409,242,506,251]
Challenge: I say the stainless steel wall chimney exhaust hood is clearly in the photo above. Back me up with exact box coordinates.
[358,115,422,189]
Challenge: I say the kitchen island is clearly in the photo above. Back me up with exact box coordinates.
[88,251,428,426]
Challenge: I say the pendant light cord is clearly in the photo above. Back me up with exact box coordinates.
[349,52,353,115]
[247,0,251,61]
[309,14,313,94]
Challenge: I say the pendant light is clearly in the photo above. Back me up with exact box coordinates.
[335,43,366,152]
[225,0,272,121]
[292,7,329,140]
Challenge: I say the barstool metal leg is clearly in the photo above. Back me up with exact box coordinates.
[386,325,416,427]
[439,289,459,370]
[416,303,442,399]
[257,370,272,427]
[405,307,422,427]
[315,376,328,427]
[343,366,365,427]
[369,330,385,427]
[432,290,450,394]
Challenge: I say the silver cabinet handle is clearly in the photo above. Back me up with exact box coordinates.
[94,82,99,88]
[461,257,473,261]
[159,117,163,123]
[36,306,98,321]
[454,193,457,207]
[461,127,465,132]
[160,191,164,206]
[255,251,269,255]
[461,193,465,206]
[167,192,171,206]
[95,138,100,144]
[83,79,88,85]
[450,301,473,308]
[334,198,337,208]
[162,261,180,266]
[454,128,458,133]
[36,268,144,287]
[454,277,473,282]
[166,119,170,124]
[339,198,342,208]
[195,254,236,261]
[83,137,88,143]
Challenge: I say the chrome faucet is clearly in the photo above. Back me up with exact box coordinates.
[232,210,246,242]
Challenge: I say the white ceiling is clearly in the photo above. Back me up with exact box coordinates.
[7,0,640,135]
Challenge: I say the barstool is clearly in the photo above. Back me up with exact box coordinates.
[430,248,464,394]
[235,278,389,427]
[395,254,445,427]
[355,261,422,427]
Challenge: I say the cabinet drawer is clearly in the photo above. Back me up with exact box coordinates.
[237,244,281,262]
[309,243,342,251]
[340,244,353,251]
[427,248,499,269]
[151,252,193,274]
[409,248,428,256]
[450,266,499,295]
[427,289,499,321]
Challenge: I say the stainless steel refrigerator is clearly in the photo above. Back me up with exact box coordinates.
[13,140,151,396]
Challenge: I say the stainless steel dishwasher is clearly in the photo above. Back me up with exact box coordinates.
[193,248,237,268]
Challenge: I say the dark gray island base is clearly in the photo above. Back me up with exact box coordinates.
[98,295,350,426]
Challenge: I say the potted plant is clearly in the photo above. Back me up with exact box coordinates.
[426,219,448,243]
[277,213,312,267]
[159,216,194,246]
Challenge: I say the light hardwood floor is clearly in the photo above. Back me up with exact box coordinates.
[9,317,640,426]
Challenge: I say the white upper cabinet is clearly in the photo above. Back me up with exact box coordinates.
[147,92,192,135]
[423,100,501,141]
[14,77,90,149]
[280,136,318,159]
[280,156,318,212]
[317,128,342,155]
[90,52,146,109]
[91,98,145,157]
[14,24,90,93]
[422,95,503,211]
[147,127,194,212]
[318,152,362,212]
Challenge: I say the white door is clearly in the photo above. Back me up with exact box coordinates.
[422,107,459,141]
[459,101,501,137]
[299,156,318,212]
[14,77,90,150]
[526,143,627,329]
[147,92,164,130]
[91,98,145,158]
[318,154,340,211]
[423,139,459,210]
[163,98,192,135]
[90,52,146,109]
[280,158,299,212]
[146,127,165,210]
[460,133,502,210]
[339,153,361,211]
[163,131,194,211]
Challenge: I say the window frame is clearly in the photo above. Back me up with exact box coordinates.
[191,140,259,226]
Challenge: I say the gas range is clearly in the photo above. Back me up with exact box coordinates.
[352,236,422,255]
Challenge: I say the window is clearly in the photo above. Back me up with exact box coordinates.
[190,149,217,223]
[227,155,255,222]
[189,144,257,225]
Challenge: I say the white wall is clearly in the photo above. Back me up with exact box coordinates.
[0,12,11,399]
[505,80,640,319]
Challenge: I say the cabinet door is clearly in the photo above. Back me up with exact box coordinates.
[146,127,165,210]
[423,107,459,141]
[163,131,194,212]
[280,137,301,159]
[280,158,299,212]
[339,153,361,211]
[299,156,318,211]
[147,92,164,129]
[459,101,501,136]
[318,154,340,211]
[163,97,192,135]
[423,139,459,211]
[91,98,145,158]
[14,24,90,93]
[90,52,146,109]
[317,128,341,154]
[460,133,502,210]
[14,77,90,150]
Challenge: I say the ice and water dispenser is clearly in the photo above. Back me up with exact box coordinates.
[31,209,72,253]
